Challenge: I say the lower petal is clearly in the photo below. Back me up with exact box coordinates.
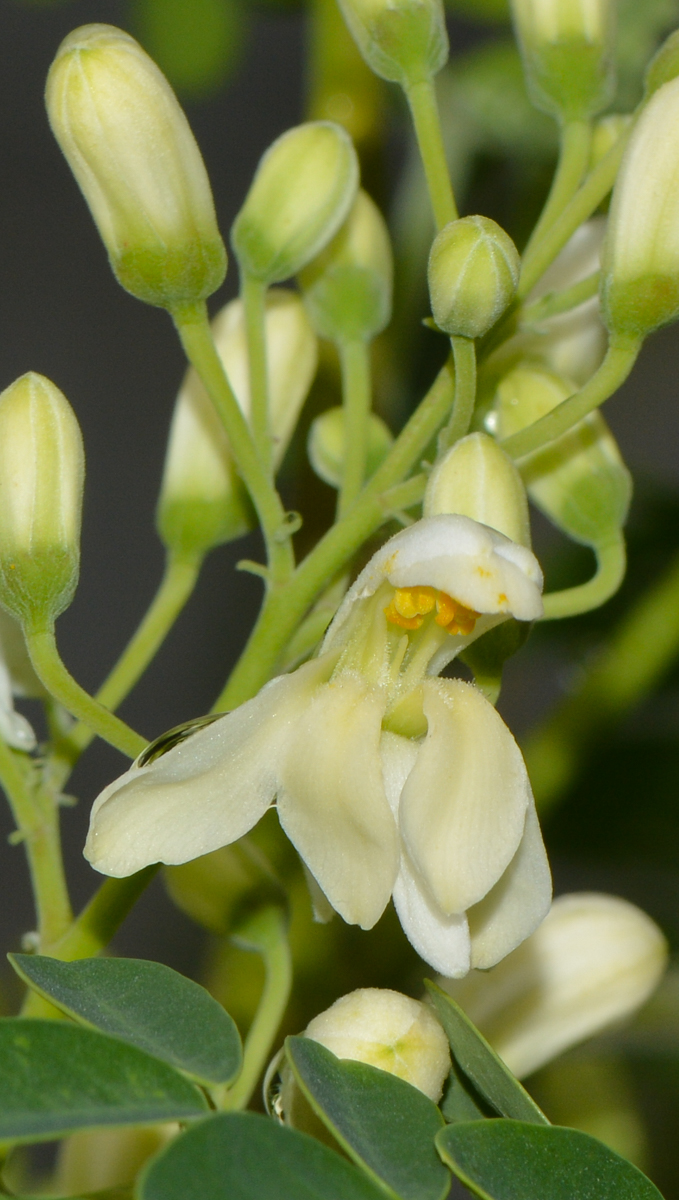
[468,799,552,970]
[277,672,398,930]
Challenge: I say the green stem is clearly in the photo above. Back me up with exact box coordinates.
[500,338,640,461]
[541,535,626,620]
[0,739,72,948]
[439,335,476,451]
[23,624,146,760]
[242,273,272,470]
[171,302,294,586]
[522,119,592,263]
[518,122,631,299]
[214,362,454,709]
[521,270,600,324]
[338,339,372,516]
[221,906,291,1111]
[403,77,457,229]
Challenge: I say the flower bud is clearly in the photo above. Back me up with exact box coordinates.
[300,190,393,343]
[492,365,631,546]
[644,28,679,99]
[428,217,520,340]
[46,25,226,310]
[158,290,318,555]
[336,0,448,87]
[441,893,667,1079]
[424,433,531,547]
[589,115,632,173]
[308,405,393,489]
[602,76,679,338]
[56,1125,177,1195]
[510,0,615,119]
[0,374,84,627]
[231,122,359,285]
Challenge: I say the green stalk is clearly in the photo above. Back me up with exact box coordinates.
[403,77,457,229]
[23,624,146,760]
[242,273,272,470]
[521,270,600,324]
[439,335,476,451]
[521,119,592,263]
[338,339,372,516]
[541,535,626,620]
[500,338,640,461]
[171,302,294,587]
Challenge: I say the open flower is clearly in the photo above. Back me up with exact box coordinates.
[85,514,549,976]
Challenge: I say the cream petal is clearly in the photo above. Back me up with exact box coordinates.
[0,656,36,751]
[400,679,530,915]
[468,799,552,970]
[381,731,471,977]
[277,672,398,930]
[85,656,333,877]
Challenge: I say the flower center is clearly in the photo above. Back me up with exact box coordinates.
[384,586,480,636]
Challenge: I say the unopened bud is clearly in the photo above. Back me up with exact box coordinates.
[337,0,448,87]
[158,290,318,555]
[46,25,226,310]
[589,115,632,172]
[300,190,393,343]
[0,374,84,627]
[510,0,615,118]
[232,122,359,285]
[428,216,520,340]
[424,433,531,547]
[308,405,393,488]
[602,76,679,338]
[644,29,679,99]
[441,893,667,1079]
[492,365,631,546]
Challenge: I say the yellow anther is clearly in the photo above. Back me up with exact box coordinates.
[435,591,480,636]
[384,586,480,637]
[394,586,436,619]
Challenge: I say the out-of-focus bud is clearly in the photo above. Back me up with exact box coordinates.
[231,122,359,285]
[440,893,667,1080]
[424,433,531,548]
[308,406,393,489]
[492,365,631,547]
[46,25,226,310]
[158,290,318,556]
[165,841,284,935]
[300,190,393,344]
[521,218,607,387]
[428,216,520,340]
[0,610,41,751]
[337,0,449,87]
[644,28,679,99]
[602,77,679,339]
[589,115,632,173]
[510,0,615,119]
[56,1125,177,1195]
[0,374,84,628]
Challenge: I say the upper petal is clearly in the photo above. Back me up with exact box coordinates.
[84,655,333,877]
[277,671,398,930]
[400,678,530,915]
[468,798,552,970]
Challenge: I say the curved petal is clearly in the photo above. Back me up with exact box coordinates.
[277,672,398,930]
[381,731,471,977]
[400,679,530,915]
[85,656,333,877]
[468,799,552,970]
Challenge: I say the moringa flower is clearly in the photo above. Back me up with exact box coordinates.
[85,514,548,976]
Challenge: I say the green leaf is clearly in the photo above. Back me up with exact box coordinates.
[138,1111,390,1200]
[425,982,548,1124]
[435,1120,665,1200]
[286,1036,450,1200]
[9,954,242,1086]
[0,1018,207,1144]
[440,1060,496,1124]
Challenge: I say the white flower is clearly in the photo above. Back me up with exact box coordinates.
[0,609,38,751]
[85,515,549,976]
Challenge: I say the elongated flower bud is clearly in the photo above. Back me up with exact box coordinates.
[232,122,359,285]
[300,190,393,343]
[493,365,631,546]
[46,25,226,310]
[424,433,531,548]
[337,0,449,87]
[441,893,667,1079]
[0,374,84,627]
[644,28,679,99]
[602,76,679,338]
[158,290,318,556]
[428,217,520,340]
[510,0,615,118]
[308,405,393,488]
